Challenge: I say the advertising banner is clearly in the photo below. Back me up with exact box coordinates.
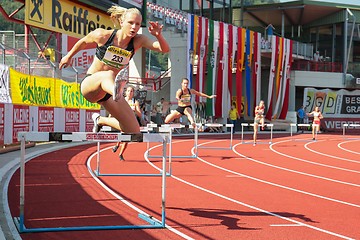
[13,105,30,142]
[0,64,11,104]
[303,88,360,131]
[65,108,80,132]
[303,88,360,117]
[10,68,99,109]
[25,0,113,39]
[85,110,100,132]
[9,68,56,107]
[55,78,100,109]
[38,107,54,132]
[61,34,96,79]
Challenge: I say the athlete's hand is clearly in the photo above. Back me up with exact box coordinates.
[59,55,71,69]
[148,21,163,37]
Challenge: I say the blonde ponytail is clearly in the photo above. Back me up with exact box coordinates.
[108,6,142,28]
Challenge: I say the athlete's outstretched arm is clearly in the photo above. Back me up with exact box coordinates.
[190,89,216,99]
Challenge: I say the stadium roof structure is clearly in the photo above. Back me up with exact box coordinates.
[238,0,359,29]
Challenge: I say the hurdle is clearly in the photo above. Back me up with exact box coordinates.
[94,127,173,177]
[196,123,234,150]
[240,123,273,144]
[14,131,170,233]
[146,123,199,160]
[290,123,318,141]
[342,123,360,139]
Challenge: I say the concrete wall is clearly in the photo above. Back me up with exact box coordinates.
[293,71,343,88]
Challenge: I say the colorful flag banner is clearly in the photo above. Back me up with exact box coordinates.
[265,35,278,120]
[279,39,293,119]
[245,29,252,116]
[235,27,245,113]
[206,19,215,116]
[273,37,285,119]
[215,22,224,117]
[222,23,230,118]
[187,14,194,87]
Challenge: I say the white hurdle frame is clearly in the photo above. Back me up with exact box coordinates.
[342,123,360,139]
[196,123,234,150]
[14,131,170,233]
[146,123,234,161]
[290,123,318,141]
[94,127,173,177]
[146,123,199,160]
[240,123,273,144]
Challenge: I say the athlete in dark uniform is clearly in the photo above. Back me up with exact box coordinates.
[164,78,216,128]
[112,86,142,160]
[59,6,169,134]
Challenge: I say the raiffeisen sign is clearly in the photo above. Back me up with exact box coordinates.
[25,0,113,38]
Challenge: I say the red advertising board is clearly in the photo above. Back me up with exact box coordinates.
[13,105,29,142]
[38,107,54,132]
[85,110,99,132]
[65,109,80,132]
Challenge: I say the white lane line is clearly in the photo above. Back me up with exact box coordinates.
[87,147,194,240]
[338,141,360,155]
[270,224,303,227]
[199,142,360,208]
[270,140,360,174]
[145,140,355,240]
[2,143,90,240]
[304,141,360,163]
[234,142,360,187]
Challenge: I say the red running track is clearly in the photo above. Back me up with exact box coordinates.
[7,133,360,240]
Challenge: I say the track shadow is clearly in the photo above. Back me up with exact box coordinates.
[199,155,235,161]
[167,206,317,230]
[7,145,165,240]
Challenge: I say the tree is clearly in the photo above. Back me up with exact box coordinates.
[0,1,56,52]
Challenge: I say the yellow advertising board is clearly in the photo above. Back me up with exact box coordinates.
[10,68,56,107]
[9,68,100,109]
[25,0,114,39]
[55,79,100,110]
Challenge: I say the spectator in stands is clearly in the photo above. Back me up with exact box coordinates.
[203,117,221,133]
[59,6,169,135]
[141,103,150,125]
[314,50,320,61]
[156,97,165,124]
[228,102,240,134]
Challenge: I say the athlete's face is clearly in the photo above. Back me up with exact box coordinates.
[121,12,142,37]
[181,80,189,89]
[125,87,134,98]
